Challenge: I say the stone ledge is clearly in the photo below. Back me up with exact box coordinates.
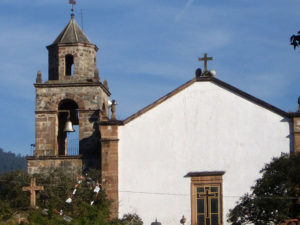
[100,120,124,126]
[35,82,111,96]
[185,171,226,177]
[290,112,300,117]
[26,155,84,160]
[100,138,119,142]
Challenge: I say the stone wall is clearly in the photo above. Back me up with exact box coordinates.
[27,156,83,175]
[27,156,101,175]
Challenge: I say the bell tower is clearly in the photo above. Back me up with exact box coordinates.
[27,14,111,174]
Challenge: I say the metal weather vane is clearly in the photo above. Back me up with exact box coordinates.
[69,0,76,13]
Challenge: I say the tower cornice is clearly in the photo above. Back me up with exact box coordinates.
[46,42,99,52]
[34,82,111,96]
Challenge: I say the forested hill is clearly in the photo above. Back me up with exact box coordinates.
[0,148,26,174]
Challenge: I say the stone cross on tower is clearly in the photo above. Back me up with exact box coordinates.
[22,178,44,209]
[198,53,213,72]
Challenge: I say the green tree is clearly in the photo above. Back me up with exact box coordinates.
[290,32,300,50]
[228,153,300,225]
[0,148,26,174]
[0,169,143,225]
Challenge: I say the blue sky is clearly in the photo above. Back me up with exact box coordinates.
[0,0,299,155]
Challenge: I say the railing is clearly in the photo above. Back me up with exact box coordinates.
[27,139,79,157]
[66,139,79,156]
[27,144,35,156]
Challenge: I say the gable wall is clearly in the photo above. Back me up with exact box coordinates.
[118,81,291,225]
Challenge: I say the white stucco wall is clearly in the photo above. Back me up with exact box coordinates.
[118,81,291,225]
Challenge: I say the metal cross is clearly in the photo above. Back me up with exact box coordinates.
[198,53,213,72]
[22,178,44,209]
[69,0,76,12]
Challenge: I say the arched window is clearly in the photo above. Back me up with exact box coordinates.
[65,54,74,76]
[102,103,107,117]
[58,99,79,156]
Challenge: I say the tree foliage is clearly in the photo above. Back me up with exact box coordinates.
[290,31,300,50]
[0,148,26,174]
[0,169,143,225]
[228,153,300,225]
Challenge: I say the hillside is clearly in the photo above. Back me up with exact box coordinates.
[0,148,26,174]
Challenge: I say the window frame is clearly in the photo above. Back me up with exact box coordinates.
[186,171,225,225]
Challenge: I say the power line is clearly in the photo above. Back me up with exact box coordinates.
[1,179,299,200]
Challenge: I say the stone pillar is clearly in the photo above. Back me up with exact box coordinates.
[293,116,300,154]
[78,110,100,156]
[293,98,300,154]
[100,121,120,218]
[35,112,57,156]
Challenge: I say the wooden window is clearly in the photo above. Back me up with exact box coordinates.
[186,171,225,225]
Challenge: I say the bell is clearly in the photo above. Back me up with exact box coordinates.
[64,120,75,132]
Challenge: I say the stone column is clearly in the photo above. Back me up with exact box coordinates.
[100,121,120,218]
[293,116,300,154]
[293,98,300,154]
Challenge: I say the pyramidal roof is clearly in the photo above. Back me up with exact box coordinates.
[53,14,90,45]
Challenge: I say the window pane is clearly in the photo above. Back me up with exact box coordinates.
[211,198,218,213]
[197,215,204,225]
[211,214,219,225]
[197,187,204,193]
[197,199,204,213]
[211,186,218,192]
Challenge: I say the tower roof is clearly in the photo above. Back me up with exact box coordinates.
[53,15,90,45]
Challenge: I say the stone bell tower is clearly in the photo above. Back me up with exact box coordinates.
[27,14,111,174]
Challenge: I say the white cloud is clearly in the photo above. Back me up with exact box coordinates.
[175,0,195,22]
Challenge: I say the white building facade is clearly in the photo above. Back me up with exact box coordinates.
[118,77,292,225]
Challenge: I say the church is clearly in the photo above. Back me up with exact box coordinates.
[26,12,300,225]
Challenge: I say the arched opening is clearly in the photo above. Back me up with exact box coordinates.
[58,99,79,156]
[65,54,74,76]
[101,103,107,117]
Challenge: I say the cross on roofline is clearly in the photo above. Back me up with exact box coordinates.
[198,53,213,72]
